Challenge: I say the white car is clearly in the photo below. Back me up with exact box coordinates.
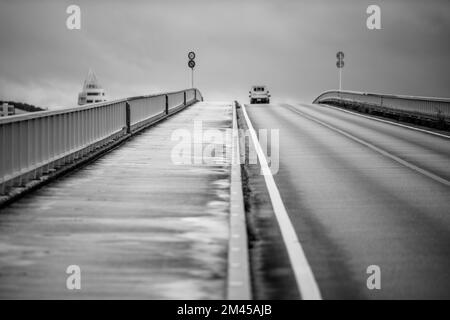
[249,85,271,104]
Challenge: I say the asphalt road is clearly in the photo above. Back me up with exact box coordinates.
[244,102,450,299]
[0,101,232,299]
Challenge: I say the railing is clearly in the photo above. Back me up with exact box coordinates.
[313,90,450,122]
[0,88,202,194]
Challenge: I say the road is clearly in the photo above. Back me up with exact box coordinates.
[0,101,233,299]
[244,102,450,299]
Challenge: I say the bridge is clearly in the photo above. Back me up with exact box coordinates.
[0,89,449,299]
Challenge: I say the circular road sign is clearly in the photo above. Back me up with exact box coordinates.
[336,51,344,60]
[188,60,196,69]
[336,60,344,68]
[188,51,196,60]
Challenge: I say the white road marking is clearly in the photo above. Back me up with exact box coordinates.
[314,103,450,139]
[284,104,450,187]
[241,104,322,300]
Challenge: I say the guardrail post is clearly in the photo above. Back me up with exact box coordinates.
[125,101,131,134]
[165,95,169,115]
[184,91,187,106]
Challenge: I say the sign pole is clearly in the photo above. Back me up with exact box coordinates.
[188,51,196,89]
[336,51,344,93]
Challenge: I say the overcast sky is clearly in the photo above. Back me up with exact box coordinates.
[0,0,449,108]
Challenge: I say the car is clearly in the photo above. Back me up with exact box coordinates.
[249,85,271,104]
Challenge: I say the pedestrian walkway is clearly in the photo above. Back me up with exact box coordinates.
[0,101,233,299]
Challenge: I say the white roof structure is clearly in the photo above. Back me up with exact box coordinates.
[78,69,107,105]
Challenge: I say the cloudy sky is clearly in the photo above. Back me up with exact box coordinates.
[0,0,449,108]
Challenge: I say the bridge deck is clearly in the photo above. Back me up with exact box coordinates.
[0,101,233,299]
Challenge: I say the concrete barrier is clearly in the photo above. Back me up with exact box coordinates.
[313,90,450,124]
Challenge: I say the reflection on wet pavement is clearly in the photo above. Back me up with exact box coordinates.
[0,102,233,299]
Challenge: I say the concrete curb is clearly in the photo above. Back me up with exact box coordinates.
[227,101,252,300]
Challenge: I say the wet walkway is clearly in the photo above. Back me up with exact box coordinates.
[0,101,233,299]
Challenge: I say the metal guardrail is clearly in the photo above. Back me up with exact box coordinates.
[0,88,202,194]
[313,90,450,122]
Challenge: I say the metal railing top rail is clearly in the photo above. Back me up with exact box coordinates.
[0,88,201,125]
[127,88,200,103]
[313,90,450,104]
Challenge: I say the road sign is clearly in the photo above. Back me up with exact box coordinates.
[336,51,344,91]
[188,51,196,88]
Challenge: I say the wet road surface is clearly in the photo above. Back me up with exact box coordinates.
[0,101,233,299]
[245,102,450,299]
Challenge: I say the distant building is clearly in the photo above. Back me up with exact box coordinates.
[1,103,15,117]
[78,69,107,105]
